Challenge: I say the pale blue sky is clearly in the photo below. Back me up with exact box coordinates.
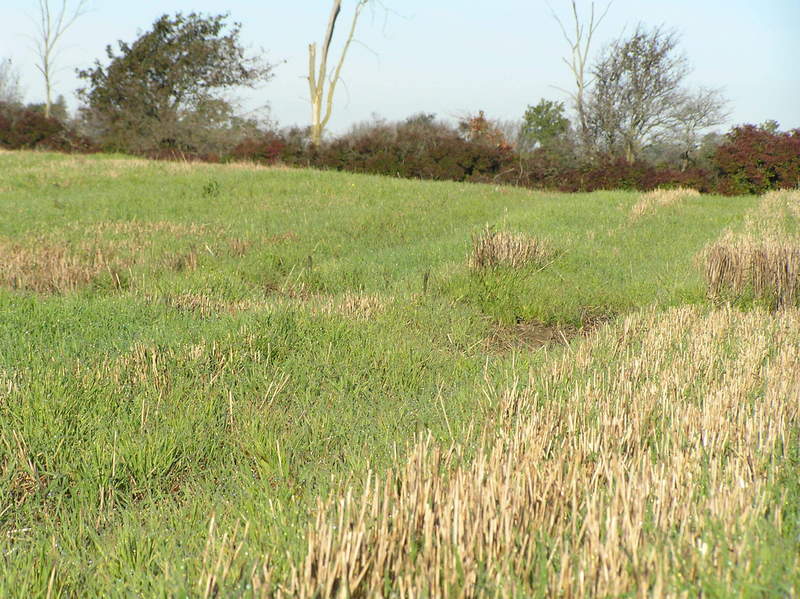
[2,1,798,133]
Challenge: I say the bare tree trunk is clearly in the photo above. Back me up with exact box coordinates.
[308,0,368,145]
[550,0,612,157]
[625,140,635,164]
[34,0,87,118]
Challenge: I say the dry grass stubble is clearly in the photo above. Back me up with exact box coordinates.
[469,227,553,270]
[701,190,800,308]
[0,238,129,293]
[163,291,387,321]
[236,306,799,597]
[630,187,701,219]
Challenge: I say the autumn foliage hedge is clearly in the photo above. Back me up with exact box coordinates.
[2,105,797,195]
[228,117,799,195]
[0,102,94,153]
[312,116,512,182]
[713,125,800,194]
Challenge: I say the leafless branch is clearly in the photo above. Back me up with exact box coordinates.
[308,0,373,145]
[547,0,613,155]
[33,0,89,118]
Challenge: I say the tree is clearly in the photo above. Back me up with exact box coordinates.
[308,0,369,146]
[519,99,571,154]
[586,25,727,163]
[0,58,23,105]
[27,94,69,121]
[670,88,728,170]
[77,12,272,153]
[758,119,780,135]
[33,0,88,118]
[458,111,510,149]
[549,0,612,154]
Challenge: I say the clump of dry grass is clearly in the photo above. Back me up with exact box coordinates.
[317,292,387,320]
[744,190,799,232]
[0,238,128,294]
[158,289,387,321]
[0,368,18,399]
[0,230,236,294]
[482,320,565,353]
[701,190,800,308]
[702,232,800,307]
[469,226,552,269]
[1,430,46,507]
[247,306,798,597]
[104,335,269,400]
[164,250,199,273]
[786,190,800,219]
[630,187,700,218]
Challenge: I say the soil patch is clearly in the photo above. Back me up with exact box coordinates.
[483,321,568,353]
[482,312,612,354]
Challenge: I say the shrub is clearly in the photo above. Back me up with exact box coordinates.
[0,102,94,152]
[458,110,513,151]
[228,127,311,166]
[500,153,715,194]
[713,125,800,195]
[311,115,515,183]
[230,132,286,164]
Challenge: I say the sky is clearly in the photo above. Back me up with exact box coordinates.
[1,0,799,134]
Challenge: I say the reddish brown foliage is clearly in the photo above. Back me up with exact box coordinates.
[714,125,800,195]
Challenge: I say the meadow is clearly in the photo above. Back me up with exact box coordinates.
[0,151,797,597]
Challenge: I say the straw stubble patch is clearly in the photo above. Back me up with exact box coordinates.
[0,238,129,294]
[700,190,800,308]
[0,221,290,295]
[630,187,700,219]
[254,306,799,598]
[160,290,387,322]
[469,227,553,270]
[702,232,800,307]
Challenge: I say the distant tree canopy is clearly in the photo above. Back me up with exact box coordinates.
[519,99,571,154]
[586,26,727,163]
[0,58,23,105]
[27,94,69,122]
[77,12,273,153]
[458,110,510,149]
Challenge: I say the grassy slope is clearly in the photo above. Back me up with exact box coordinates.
[3,151,793,596]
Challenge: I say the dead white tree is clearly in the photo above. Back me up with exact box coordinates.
[308,0,369,145]
[33,0,88,118]
[549,0,612,154]
[0,58,23,104]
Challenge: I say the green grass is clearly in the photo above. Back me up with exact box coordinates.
[1,151,793,597]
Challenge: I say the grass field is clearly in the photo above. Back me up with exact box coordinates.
[1,151,797,597]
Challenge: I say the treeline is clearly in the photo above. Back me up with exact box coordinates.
[2,100,797,196]
[229,114,800,195]
[0,11,798,195]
